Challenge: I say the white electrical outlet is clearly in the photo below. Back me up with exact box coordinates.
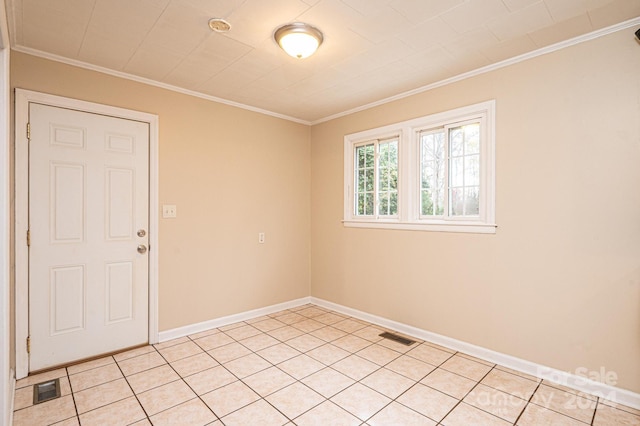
[162,204,177,218]
[258,232,265,244]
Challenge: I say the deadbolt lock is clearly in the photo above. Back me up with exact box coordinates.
[137,229,146,237]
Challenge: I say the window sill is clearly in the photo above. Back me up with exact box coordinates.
[342,219,497,234]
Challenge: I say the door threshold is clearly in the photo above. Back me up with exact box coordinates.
[28,343,150,376]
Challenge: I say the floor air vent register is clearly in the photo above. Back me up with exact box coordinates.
[379,332,416,346]
[33,378,61,405]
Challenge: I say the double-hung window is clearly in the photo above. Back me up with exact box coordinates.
[353,137,399,218]
[344,100,495,234]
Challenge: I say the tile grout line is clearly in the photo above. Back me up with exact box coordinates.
[65,366,81,425]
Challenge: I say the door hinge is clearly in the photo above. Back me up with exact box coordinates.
[26,336,31,354]
[26,230,31,247]
[26,122,31,140]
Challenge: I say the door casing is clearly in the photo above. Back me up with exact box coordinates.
[14,89,159,378]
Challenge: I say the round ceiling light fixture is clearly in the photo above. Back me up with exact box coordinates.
[208,18,231,33]
[274,22,323,59]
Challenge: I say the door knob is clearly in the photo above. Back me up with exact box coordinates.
[137,245,148,254]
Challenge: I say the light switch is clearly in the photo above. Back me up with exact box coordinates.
[162,204,177,218]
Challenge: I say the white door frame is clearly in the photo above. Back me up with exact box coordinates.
[14,89,159,379]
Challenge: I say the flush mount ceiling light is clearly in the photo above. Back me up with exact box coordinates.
[208,18,231,33]
[274,22,323,59]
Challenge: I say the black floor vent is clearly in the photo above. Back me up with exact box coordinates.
[33,378,61,405]
[379,332,416,346]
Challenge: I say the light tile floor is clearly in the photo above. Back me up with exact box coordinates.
[12,304,640,425]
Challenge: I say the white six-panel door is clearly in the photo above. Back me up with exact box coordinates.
[29,103,149,371]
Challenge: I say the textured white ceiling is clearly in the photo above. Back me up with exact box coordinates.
[6,0,640,122]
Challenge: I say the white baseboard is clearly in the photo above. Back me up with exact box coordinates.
[158,297,312,342]
[310,297,640,410]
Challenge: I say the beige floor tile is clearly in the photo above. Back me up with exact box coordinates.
[117,351,166,376]
[353,326,385,342]
[150,398,217,426]
[126,364,180,394]
[67,356,114,375]
[386,354,436,381]
[278,354,325,380]
[295,400,361,426]
[52,416,80,425]
[357,344,402,366]
[310,326,348,342]
[456,352,495,367]
[331,382,391,421]
[541,380,597,401]
[194,332,235,351]
[207,342,252,363]
[69,363,123,392]
[113,345,155,362]
[187,327,220,340]
[517,402,587,425]
[286,334,325,352]
[184,365,237,395]
[313,312,348,326]
[74,378,133,414]
[332,355,379,381]
[154,336,190,350]
[224,324,263,340]
[495,365,540,382]
[441,354,493,381]
[599,399,640,416]
[170,352,219,377]
[267,382,325,419]
[464,383,527,423]
[218,321,247,332]
[361,368,415,399]
[137,379,196,415]
[224,353,271,378]
[221,399,289,426]
[302,367,355,398]
[593,403,640,425]
[14,375,72,410]
[397,383,458,422]
[268,325,306,341]
[368,401,436,426]
[201,380,260,417]
[243,366,296,397]
[130,419,152,426]
[78,396,146,426]
[251,318,287,332]
[332,318,368,333]
[530,383,596,423]
[406,343,454,366]
[307,343,350,365]
[481,368,539,399]
[12,394,76,425]
[257,342,302,364]
[239,333,279,351]
[272,312,306,325]
[297,306,328,318]
[246,315,271,324]
[332,335,371,353]
[291,318,326,333]
[421,368,477,399]
[157,340,204,362]
[15,368,67,389]
[442,402,511,426]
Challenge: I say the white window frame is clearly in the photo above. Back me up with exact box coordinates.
[344,100,496,234]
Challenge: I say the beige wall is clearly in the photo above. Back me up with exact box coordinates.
[11,52,311,331]
[311,28,640,393]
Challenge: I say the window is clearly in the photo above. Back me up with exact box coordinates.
[354,137,398,217]
[344,100,495,234]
